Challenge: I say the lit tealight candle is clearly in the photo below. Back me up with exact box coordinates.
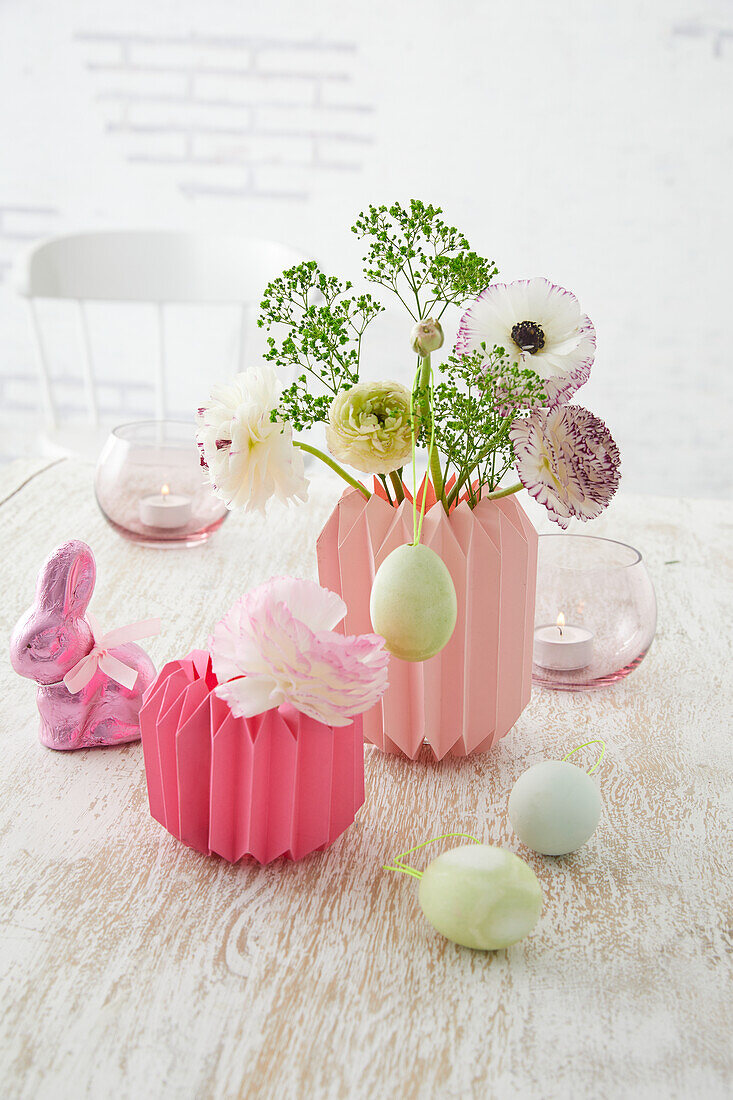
[533,612,594,671]
[139,484,192,530]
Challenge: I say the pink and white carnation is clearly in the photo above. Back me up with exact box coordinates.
[196,365,308,514]
[510,406,621,528]
[209,577,389,727]
[457,278,596,407]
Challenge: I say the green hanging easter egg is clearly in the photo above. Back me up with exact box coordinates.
[370,543,457,662]
[418,844,543,951]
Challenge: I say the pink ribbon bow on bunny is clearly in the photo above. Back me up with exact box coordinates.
[63,613,161,693]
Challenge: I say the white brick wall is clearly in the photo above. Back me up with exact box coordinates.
[0,0,731,498]
[76,30,374,202]
[0,204,60,285]
[672,16,733,56]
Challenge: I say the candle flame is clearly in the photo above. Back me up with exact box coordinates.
[556,611,565,637]
[161,484,170,498]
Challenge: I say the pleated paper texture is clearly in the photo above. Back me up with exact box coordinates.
[139,651,365,863]
[317,486,538,759]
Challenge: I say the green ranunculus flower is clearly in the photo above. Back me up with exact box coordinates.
[326,380,414,475]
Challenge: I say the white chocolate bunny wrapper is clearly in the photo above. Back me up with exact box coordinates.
[10,541,158,750]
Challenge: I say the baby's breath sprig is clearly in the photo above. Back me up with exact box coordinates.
[258,260,383,430]
[351,199,497,321]
[423,346,547,505]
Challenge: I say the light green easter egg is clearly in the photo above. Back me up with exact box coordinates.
[369,543,457,662]
[508,761,602,856]
[418,844,543,951]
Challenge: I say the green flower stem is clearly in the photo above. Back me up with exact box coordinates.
[485,481,523,500]
[444,481,462,509]
[436,458,449,514]
[417,353,446,506]
[445,418,515,508]
[293,441,370,499]
[378,473,394,504]
[389,470,405,503]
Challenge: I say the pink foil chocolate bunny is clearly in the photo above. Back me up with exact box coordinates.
[10,540,158,750]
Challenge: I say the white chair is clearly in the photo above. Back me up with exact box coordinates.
[15,231,307,458]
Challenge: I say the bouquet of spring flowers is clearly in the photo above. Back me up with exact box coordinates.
[196,199,620,529]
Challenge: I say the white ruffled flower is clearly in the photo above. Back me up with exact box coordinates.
[458,278,596,406]
[209,577,390,727]
[196,366,308,513]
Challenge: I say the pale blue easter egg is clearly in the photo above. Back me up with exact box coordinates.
[369,543,457,662]
[418,844,543,951]
[508,761,602,856]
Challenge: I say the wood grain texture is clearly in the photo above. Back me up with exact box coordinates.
[1,458,731,1100]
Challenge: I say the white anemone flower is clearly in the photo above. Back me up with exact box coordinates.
[458,278,596,406]
[196,365,308,514]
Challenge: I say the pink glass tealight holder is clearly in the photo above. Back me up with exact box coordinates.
[139,651,365,863]
[532,534,657,691]
[95,420,228,547]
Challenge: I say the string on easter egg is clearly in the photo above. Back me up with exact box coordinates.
[383,832,480,879]
[409,360,436,548]
[562,739,606,774]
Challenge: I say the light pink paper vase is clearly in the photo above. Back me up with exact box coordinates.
[317,487,538,760]
[139,650,365,863]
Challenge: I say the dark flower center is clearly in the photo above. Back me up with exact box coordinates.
[511,320,545,354]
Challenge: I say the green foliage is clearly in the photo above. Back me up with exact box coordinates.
[421,346,546,499]
[256,203,530,507]
[352,199,497,320]
[258,260,383,430]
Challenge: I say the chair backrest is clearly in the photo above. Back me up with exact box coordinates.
[17,231,304,303]
[17,231,307,433]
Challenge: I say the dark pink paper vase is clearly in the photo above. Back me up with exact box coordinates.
[139,650,365,863]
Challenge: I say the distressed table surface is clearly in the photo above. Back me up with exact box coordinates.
[1,458,731,1100]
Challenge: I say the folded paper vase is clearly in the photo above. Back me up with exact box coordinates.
[139,651,365,863]
[317,488,537,759]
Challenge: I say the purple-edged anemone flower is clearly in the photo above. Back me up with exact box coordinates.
[209,577,390,727]
[458,278,596,406]
[510,406,620,529]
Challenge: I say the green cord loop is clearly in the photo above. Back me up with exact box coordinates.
[562,739,606,774]
[382,832,480,879]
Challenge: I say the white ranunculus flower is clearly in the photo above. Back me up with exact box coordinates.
[326,380,414,475]
[458,278,596,406]
[196,365,308,513]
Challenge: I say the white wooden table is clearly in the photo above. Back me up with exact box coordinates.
[1,458,731,1100]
